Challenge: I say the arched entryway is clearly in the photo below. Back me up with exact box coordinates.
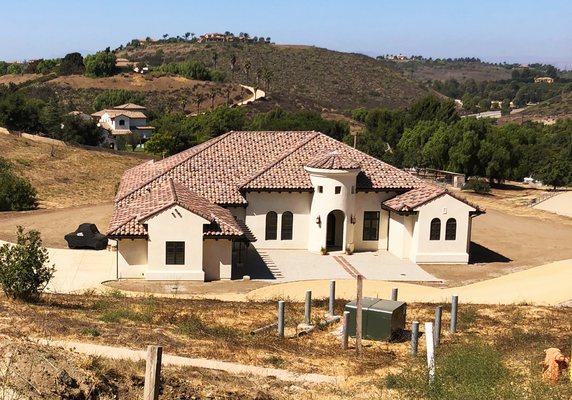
[326,210,345,251]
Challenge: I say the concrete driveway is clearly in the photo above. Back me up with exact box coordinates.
[0,240,115,294]
[245,248,440,282]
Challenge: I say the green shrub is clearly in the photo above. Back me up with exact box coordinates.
[462,179,491,194]
[0,226,54,301]
[0,158,37,211]
[81,327,101,337]
[84,50,116,77]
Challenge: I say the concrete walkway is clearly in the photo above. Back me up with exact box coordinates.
[248,249,440,282]
[247,259,572,306]
[32,338,339,385]
[533,191,572,217]
[0,240,115,294]
[237,85,266,106]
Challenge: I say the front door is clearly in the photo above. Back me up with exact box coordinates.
[326,213,336,247]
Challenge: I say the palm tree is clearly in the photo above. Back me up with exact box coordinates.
[255,68,263,86]
[162,34,169,40]
[194,93,205,113]
[263,67,273,91]
[244,59,252,80]
[209,89,218,109]
[229,54,237,73]
[184,32,191,41]
[212,52,218,68]
[224,85,232,106]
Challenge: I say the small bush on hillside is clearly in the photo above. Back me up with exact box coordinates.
[0,226,54,301]
[0,158,37,211]
[462,179,491,194]
[84,50,116,78]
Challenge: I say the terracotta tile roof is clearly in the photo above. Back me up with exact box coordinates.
[305,150,360,170]
[114,103,147,110]
[382,184,482,213]
[107,179,244,238]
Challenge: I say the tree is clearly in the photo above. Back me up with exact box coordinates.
[244,59,252,79]
[193,93,205,113]
[0,158,37,211]
[536,155,571,189]
[59,52,85,75]
[397,120,437,167]
[209,89,218,109]
[0,226,54,301]
[211,52,218,68]
[229,54,237,73]
[58,114,103,146]
[184,32,191,41]
[39,98,62,134]
[262,67,273,91]
[36,59,58,74]
[0,92,44,133]
[92,89,144,111]
[500,99,511,116]
[7,64,23,75]
[0,61,7,75]
[84,51,116,77]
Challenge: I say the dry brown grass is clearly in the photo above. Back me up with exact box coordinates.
[0,293,569,399]
[0,134,149,208]
[0,73,41,85]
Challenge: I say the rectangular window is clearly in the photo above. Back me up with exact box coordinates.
[363,211,380,241]
[317,186,323,193]
[166,241,185,265]
[335,186,341,194]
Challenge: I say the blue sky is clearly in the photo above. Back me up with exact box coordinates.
[2,0,571,68]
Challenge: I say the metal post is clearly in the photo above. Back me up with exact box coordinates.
[277,300,285,338]
[410,321,419,356]
[425,322,435,383]
[328,280,336,316]
[342,310,350,350]
[304,290,312,325]
[355,274,364,355]
[450,295,458,333]
[434,306,443,346]
[391,287,398,301]
[143,345,162,400]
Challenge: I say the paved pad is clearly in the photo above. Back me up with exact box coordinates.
[246,248,440,282]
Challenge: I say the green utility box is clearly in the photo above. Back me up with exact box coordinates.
[345,297,407,341]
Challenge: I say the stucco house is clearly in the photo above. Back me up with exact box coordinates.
[91,103,155,148]
[107,131,483,281]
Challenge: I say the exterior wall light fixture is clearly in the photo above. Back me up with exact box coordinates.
[315,215,321,225]
[350,214,356,224]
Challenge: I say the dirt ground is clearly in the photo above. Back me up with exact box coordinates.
[0,294,569,399]
[104,279,268,296]
[421,208,572,286]
[0,203,113,247]
[0,73,41,85]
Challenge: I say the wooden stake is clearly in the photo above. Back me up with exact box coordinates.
[434,306,443,347]
[355,274,364,355]
[143,345,162,400]
[304,290,312,325]
[328,280,336,316]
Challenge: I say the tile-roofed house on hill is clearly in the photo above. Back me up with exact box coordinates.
[109,131,483,281]
[91,103,155,149]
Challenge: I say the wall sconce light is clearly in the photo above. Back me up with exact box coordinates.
[315,215,321,225]
[350,214,356,224]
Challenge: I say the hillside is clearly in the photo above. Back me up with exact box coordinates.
[117,42,428,112]
[499,92,572,124]
[19,73,249,114]
[0,133,150,208]
[383,59,513,83]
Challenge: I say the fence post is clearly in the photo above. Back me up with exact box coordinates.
[434,306,443,347]
[355,274,364,355]
[342,310,350,350]
[143,345,162,400]
[277,300,285,338]
[391,287,398,301]
[328,280,336,316]
[425,322,435,383]
[410,321,419,356]
[450,295,458,333]
[304,290,312,325]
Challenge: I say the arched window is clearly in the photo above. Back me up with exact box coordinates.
[430,218,441,240]
[118,119,125,126]
[265,211,277,240]
[281,212,293,240]
[445,218,457,240]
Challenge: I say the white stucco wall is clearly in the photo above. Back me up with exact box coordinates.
[413,194,475,264]
[387,212,414,259]
[144,205,209,280]
[117,239,147,278]
[203,239,232,281]
[353,192,394,251]
[245,191,312,249]
[306,168,359,252]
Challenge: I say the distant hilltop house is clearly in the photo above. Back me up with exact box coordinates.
[108,131,483,281]
[91,103,155,149]
[534,76,554,84]
[382,54,410,61]
[116,58,149,74]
